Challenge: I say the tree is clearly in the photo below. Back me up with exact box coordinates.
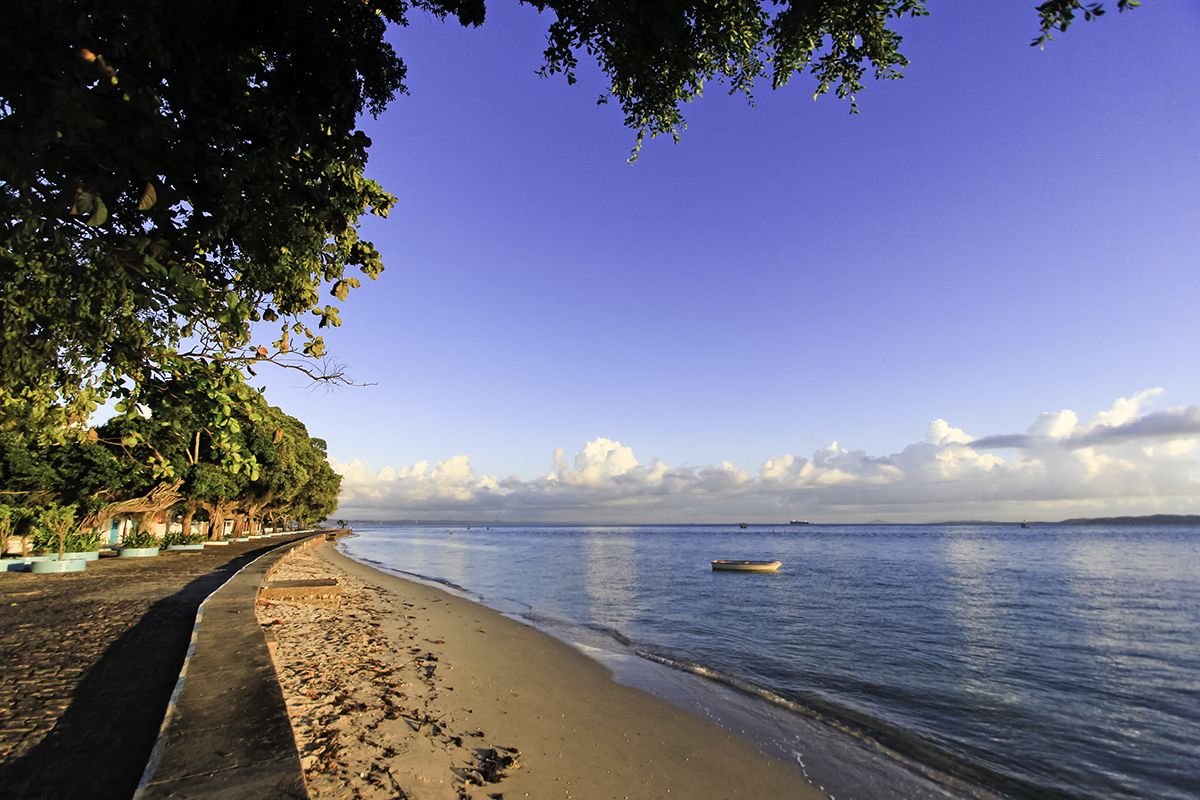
[1,1,402,434]
[0,430,61,507]
[1,410,183,540]
[0,348,342,542]
[189,461,247,540]
[1,1,1136,442]
[238,405,310,535]
[87,359,263,535]
[290,455,341,529]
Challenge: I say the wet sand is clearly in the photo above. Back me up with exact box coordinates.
[257,542,823,799]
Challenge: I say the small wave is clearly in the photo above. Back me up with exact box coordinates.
[634,649,1077,800]
[518,612,640,650]
[509,609,1066,797]
[579,620,634,647]
[396,570,470,594]
[360,559,472,594]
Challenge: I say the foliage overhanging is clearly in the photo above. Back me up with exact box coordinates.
[0,0,1136,529]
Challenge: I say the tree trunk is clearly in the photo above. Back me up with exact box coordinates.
[200,500,233,540]
[137,509,157,536]
[179,506,196,538]
[243,498,270,537]
[80,480,184,535]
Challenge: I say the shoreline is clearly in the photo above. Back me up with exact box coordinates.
[260,541,826,798]
[334,539,1006,800]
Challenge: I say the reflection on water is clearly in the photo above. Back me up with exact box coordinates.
[943,531,1012,694]
[582,529,638,631]
[436,530,469,588]
[1056,533,1200,798]
[1063,535,1145,679]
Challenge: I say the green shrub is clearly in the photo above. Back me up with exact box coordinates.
[162,530,205,546]
[29,524,56,555]
[64,528,101,552]
[122,529,159,549]
[32,504,77,557]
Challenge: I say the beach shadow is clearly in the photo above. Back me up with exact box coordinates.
[0,545,285,800]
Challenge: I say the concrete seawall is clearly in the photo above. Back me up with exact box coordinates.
[135,530,350,799]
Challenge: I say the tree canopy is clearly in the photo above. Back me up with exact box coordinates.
[1,1,411,435]
[0,0,1139,440]
[0,366,341,542]
[0,1,1138,532]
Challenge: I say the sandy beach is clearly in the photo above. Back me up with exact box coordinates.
[257,541,823,799]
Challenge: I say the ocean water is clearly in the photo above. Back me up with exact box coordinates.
[341,524,1200,799]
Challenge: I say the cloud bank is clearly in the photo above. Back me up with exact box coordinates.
[333,389,1200,523]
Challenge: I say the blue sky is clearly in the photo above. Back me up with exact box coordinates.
[261,2,1200,521]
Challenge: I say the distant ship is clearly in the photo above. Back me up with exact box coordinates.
[789,520,810,525]
[1020,520,1032,529]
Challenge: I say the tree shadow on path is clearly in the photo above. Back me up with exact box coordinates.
[0,545,282,800]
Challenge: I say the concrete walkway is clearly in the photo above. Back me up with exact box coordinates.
[135,535,326,799]
[0,534,321,799]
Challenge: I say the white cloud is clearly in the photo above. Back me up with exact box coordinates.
[336,454,507,508]
[1086,387,1164,431]
[549,437,641,486]
[928,419,972,445]
[1027,409,1078,439]
[332,389,1200,523]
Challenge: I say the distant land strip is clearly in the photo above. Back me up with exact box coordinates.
[1056,514,1200,526]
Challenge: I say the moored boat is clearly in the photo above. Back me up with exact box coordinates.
[711,559,782,572]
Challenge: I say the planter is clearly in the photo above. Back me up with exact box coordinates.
[204,540,231,546]
[118,547,160,558]
[31,558,87,574]
[165,543,205,551]
[232,536,250,542]
[4,555,58,572]
[60,551,101,561]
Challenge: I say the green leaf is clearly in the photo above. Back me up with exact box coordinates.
[86,196,108,227]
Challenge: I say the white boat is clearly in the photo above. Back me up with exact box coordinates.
[711,559,782,572]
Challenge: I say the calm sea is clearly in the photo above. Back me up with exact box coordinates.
[340,524,1199,799]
